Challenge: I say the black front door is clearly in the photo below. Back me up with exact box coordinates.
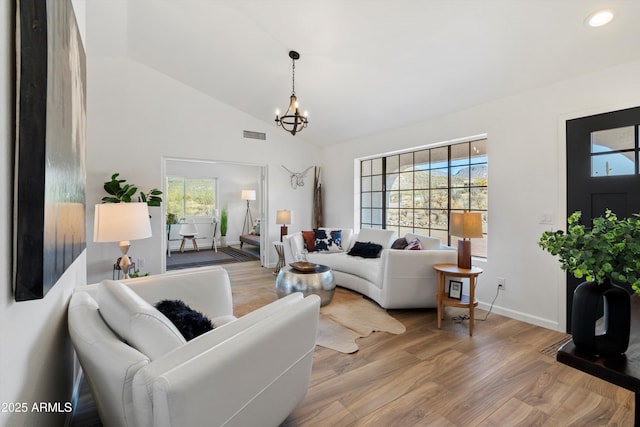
[565,106,640,332]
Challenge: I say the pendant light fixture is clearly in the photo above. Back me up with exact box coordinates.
[275,50,309,136]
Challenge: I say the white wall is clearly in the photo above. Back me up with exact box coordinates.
[0,2,87,426]
[85,55,320,284]
[322,59,640,331]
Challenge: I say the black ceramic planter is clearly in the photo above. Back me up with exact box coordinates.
[571,280,631,357]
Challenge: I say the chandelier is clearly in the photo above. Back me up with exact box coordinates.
[275,50,308,136]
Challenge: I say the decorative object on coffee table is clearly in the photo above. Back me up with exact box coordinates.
[276,264,335,306]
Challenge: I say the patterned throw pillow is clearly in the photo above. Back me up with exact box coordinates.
[404,238,423,250]
[314,229,343,252]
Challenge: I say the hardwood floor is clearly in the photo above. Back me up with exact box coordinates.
[72,261,634,426]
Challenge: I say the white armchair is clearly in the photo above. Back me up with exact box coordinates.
[68,268,320,427]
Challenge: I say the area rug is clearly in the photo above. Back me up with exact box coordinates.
[167,246,259,270]
[317,288,406,354]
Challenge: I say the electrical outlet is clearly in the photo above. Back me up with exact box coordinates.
[497,277,506,290]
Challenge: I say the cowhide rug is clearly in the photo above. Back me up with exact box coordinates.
[316,288,406,353]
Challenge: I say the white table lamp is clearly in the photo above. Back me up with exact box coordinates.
[276,209,292,241]
[94,202,152,278]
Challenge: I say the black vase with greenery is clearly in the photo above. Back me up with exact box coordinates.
[539,210,640,356]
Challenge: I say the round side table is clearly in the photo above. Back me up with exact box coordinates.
[275,264,336,306]
[433,263,483,336]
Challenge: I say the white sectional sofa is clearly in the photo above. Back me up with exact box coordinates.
[282,227,457,309]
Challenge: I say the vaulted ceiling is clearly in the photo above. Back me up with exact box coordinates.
[86,1,640,146]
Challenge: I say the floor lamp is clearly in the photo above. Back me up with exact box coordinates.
[241,190,256,235]
[94,202,152,278]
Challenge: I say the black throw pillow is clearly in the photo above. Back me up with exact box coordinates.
[155,299,214,341]
[347,241,383,258]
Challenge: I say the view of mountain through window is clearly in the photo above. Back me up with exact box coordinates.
[166,176,217,219]
[360,138,487,257]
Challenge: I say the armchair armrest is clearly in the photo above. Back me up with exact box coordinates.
[132,294,320,427]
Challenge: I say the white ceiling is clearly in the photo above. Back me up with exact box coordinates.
[87,0,640,146]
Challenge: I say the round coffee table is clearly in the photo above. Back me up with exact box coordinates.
[275,264,336,306]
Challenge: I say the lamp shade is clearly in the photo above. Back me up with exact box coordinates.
[276,210,292,225]
[94,203,152,243]
[241,190,256,201]
[450,211,483,239]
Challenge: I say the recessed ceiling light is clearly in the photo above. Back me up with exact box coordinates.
[587,9,615,27]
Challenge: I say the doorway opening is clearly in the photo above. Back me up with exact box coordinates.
[162,157,267,272]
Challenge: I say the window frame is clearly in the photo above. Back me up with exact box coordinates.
[166,175,218,220]
[359,137,488,257]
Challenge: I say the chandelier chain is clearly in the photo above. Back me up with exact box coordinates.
[291,57,296,96]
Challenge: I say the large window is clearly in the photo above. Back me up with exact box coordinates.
[166,176,217,219]
[360,138,487,257]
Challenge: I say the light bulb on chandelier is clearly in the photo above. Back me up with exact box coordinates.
[275,50,309,136]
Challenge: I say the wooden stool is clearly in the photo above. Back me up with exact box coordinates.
[180,235,199,252]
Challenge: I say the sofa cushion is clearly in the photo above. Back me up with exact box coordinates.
[348,241,383,258]
[356,228,396,249]
[405,238,423,250]
[97,280,186,360]
[314,229,343,252]
[306,252,384,288]
[155,299,214,341]
[405,232,442,250]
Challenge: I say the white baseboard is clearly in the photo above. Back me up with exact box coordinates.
[477,301,562,332]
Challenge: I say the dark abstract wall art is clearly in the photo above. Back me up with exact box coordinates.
[14,0,86,301]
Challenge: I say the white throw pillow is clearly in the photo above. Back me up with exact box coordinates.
[356,228,397,249]
[97,280,186,360]
[404,232,442,250]
[290,233,305,257]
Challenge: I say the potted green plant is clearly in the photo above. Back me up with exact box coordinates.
[539,209,640,356]
[219,208,228,247]
[102,173,162,206]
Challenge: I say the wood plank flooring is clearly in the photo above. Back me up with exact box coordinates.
[72,261,634,426]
